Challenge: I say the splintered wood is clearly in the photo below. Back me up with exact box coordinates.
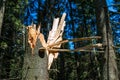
[26,24,40,55]
[26,13,66,70]
[46,13,66,70]
[26,13,103,70]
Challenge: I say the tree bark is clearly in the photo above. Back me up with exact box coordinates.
[0,0,5,36]
[22,30,48,80]
[104,6,119,80]
[0,0,5,79]
[95,0,119,80]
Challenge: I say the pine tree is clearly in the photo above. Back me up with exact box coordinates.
[95,0,119,79]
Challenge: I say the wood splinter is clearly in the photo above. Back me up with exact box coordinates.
[45,13,66,70]
[26,24,40,55]
[27,13,66,70]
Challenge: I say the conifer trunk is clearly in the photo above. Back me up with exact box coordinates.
[95,0,119,80]
[22,31,48,80]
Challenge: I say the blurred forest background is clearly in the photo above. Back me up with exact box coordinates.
[0,0,120,80]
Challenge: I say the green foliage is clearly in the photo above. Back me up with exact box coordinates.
[0,0,25,79]
[0,41,8,49]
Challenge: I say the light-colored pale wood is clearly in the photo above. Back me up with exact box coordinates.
[26,25,40,55]
[39,33,47,48]
[52,18,59,31]
[46,13,66,70]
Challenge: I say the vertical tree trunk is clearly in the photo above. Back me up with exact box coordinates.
[104,6,119,80]
[0,0,5,36]
[22,30,48,80]
[0,0,5,77]
[95,0,119,80]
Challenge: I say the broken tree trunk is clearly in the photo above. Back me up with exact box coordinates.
[22,25,48,80]
[38,13,66,70]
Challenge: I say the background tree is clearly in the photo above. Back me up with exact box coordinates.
[95,0,119,79]
[0,0,6,79]
[0,0,25,79]
[0,0,5,36]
